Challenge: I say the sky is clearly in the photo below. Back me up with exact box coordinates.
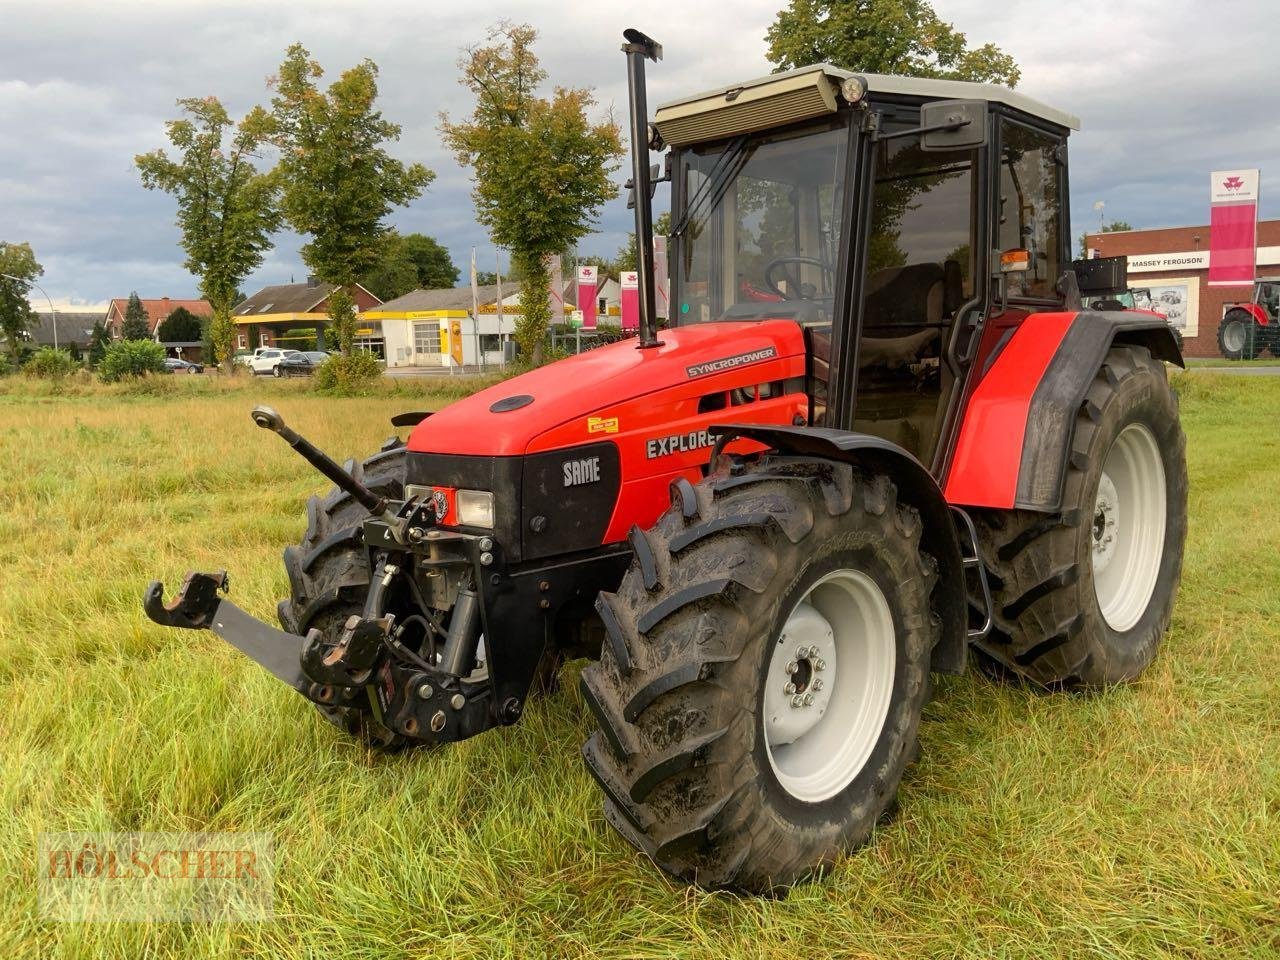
[1,0,1277,308]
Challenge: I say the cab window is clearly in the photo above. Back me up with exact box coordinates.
[997,120,1065,299]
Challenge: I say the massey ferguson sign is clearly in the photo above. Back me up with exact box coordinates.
[1209,168,1261,286]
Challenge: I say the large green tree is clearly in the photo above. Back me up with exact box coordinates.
[0,242,42,358]
[361,232,459,299]
[1079,220,1133,257]
[156,305,203,342]
[766,0,1020,85]
[441,23,624,364]
[136,96,281,372]
[120,292,151,340]
[270,43,434,353]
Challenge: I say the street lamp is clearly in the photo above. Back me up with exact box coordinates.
[0,272,59,350]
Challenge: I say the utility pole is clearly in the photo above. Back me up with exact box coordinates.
[0,272,57,350]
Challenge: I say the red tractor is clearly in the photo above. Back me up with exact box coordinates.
[1218,278,1280,359]
[147,31,1188,893]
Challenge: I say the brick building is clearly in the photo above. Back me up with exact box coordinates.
[1085,220,1280,358]
[233,280,381,353]
[106,296,212,339]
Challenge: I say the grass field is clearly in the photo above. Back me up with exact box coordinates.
[1,371,1278,959]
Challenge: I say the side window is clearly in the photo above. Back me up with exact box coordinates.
[998,120,1064,299]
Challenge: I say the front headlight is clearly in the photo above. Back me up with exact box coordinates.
[455,489,495,528]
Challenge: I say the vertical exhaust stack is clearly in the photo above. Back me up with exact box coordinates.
[622,28,663,349]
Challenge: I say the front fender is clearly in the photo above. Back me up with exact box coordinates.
[710,424,967,675]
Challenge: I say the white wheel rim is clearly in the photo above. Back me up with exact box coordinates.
[763,569,896,803]
[1092,422,1166,632]
[1223,320,1245,353]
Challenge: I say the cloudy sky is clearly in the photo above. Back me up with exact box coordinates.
[2,0,1276,307]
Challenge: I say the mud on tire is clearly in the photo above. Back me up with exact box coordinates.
[579,456,940,893]
[970,345,1188,688]
[278,439,409,750]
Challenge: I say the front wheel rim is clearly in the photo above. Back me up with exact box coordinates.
[1223,320,1246,353]
[1092,422,1166,632]
[763,569,896,803]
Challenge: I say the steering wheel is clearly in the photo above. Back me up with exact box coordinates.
[763,256,835,300]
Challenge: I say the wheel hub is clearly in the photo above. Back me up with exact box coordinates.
[764,602,836,746]
[1092,471,1120,572]
[1223,319,1245,353]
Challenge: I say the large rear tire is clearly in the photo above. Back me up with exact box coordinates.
[1218,308,1262,360]
[971,345,1187,687]
[580,457,939,892]
[278,439,409,750]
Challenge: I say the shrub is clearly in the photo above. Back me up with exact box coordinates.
[99,339,166,382]
[24,346,78,380]
[313,351,383,394]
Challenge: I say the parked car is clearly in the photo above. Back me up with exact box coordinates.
[162,357,204,374]
[277,351,333,377]
[248,348,299,377]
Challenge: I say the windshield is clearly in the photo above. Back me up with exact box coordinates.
[674,120,849,324]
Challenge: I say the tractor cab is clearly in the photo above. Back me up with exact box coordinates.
[652,65,1079,469]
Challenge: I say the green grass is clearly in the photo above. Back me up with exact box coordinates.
[1,371,1278,958]
[1184,356,1280,367]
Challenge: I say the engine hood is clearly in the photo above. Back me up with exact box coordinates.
[407,319,805,457]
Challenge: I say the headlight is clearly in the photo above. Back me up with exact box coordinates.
[456,489,495,528]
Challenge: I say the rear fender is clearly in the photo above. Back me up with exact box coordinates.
[1234,302,1269,326]
[711,424,967,675]
[945,311,1182,513]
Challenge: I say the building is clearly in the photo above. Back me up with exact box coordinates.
[30,312,102,352]
[106,296,211,339]
[1085,219,1280,358]
[232,280,382,354]
[367,285,513,368]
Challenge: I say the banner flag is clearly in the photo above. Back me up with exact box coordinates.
[620,271,639,332]
[1209,169,1260,286]
[577,265,599,330]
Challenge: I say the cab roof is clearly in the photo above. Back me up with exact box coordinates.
[653,63,1079,148]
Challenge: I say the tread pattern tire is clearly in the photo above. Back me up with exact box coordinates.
[1218,308,1262,360]
[279,439,409,750]
[580,456,940,892]
[970,345,1188,687]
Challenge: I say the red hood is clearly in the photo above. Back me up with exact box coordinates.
[408,320,805,457]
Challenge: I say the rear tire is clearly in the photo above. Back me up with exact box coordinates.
[580,457,939,892]
[1218,308,1261,360]
[278,439,409,750]
[971,345,1187,687]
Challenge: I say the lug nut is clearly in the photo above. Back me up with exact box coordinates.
[417,683,434,700]
[450,694,466,710]
[812,679,824,692]
[802,693,814,706]
[814,658,826,671]
[784,682,796,695]
[409,527,426,543]
[479,537,494,552]
[791,695,803,708]
[480,552,494,566]
[785,660,798,675]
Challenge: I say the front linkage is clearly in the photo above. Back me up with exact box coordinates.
[144,406,522,747]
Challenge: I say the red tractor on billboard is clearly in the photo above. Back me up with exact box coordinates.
[146,30,1187,893]
[1218,279,1280,359]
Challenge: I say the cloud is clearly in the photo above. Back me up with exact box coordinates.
[1,0,1274,302]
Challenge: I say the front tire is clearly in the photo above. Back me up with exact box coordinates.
[971,345,1187,687]
[580,457,939,892]
[1218,308,1261,360]
[278,440,409,750]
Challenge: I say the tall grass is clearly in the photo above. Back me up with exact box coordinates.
[0,372,1277,958]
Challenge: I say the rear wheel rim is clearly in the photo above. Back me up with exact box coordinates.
[763,569,896,803]
[1223,319,1246,353]
[1092,422,1166,632]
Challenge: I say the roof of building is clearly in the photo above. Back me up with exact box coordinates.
[31,312,103,345]
[107,297,211,330]
[234,282,339,316]
[376,285,504,313]
[657,62,1080,133]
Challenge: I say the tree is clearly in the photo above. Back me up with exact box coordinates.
[766,0,1020,85]
[441,23,624,364]
[88,320,111,365]
[0,241,42,358]
[137,96,281,372]
[1078,220,1134,257]
[610,211,673,275]
[360,232,459,299]
[270,43,434,354]
[121,292,151,340]
[156,305,203,342]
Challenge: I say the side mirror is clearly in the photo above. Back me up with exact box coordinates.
[626,155,671,210]
[920,99,988,152]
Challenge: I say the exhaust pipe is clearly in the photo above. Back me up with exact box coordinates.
[622,28,663,350]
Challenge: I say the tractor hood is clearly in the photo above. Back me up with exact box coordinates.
[407,319,806,457]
